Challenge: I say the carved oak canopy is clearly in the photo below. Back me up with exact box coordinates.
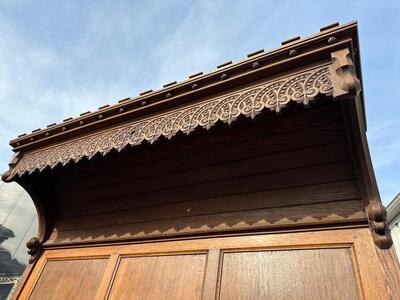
[2,21,392,251]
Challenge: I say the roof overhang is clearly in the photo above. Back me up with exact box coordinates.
[3,21,396,250]
[2,21,362,181]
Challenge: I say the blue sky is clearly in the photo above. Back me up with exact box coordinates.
[0,0,399,204]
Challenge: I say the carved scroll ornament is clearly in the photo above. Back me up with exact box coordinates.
[367,202,393,249]
[5,64,335,179]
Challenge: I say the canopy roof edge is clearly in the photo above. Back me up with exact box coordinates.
[9,21,361,152]
[3,21,362,181]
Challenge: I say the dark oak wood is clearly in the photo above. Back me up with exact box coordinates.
[5,22,398,299]
[50,200,365,244]
[36,102,365,245]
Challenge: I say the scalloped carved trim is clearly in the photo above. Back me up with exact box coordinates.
[6,64,334,179]
[1,152,22,182]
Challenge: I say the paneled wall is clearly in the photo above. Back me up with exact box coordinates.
[20,229,388,300]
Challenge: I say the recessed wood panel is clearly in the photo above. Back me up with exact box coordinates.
[29,258,107,300]
[219,248,359,300]
[17,229,388,300]
[108,254,206,300]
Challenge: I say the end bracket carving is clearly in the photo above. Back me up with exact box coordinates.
[26,237,43,264]
[1,152,22,182]
[366,202,393,249]
[329,48,361,101]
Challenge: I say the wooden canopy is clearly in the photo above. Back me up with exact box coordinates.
[4,20,400,300]
[2,20,392,248]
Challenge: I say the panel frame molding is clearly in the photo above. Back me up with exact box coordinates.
[14,228,388,300]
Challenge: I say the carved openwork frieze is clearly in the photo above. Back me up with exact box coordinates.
[4,49,364,180]
[5,64,337,179]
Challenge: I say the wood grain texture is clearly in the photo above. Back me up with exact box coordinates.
[7,25,397,300]
[58,103,345,191]
[202,249,221,300]
[20,102,364,245]
[57,181,361,232]
[28,259,107,300]
[108,254,206,300]
[58,104,347,203]
[50,200,365,244]
[16,229,390,300]
[218,248,359,300]
[35,102,366,245]
[60,180,360,224]
[376,246,400,300]
[94,254,119,300]
[59,140,351,214]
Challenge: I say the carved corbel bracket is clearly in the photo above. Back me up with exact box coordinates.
[1,152,22,182]
[26,237,43,264]
[366,202,393,249]
[329,48,361,101]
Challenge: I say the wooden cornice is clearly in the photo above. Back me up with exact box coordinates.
[4,63,335,180]
[8,21,361,152]
[3,21,363,181]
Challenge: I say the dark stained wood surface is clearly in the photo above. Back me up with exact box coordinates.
[57,104,348,199]
[60,141,351,208]
[9,21,359,154]
[51,200,365,243]
[8,21,398,298]
[40,102,366,245]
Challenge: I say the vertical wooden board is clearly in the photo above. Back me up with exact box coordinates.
[94,254,120,300]
[375,246,400,300]
[218,248,359,300]
[108,253,206,300]
[352,230,391,300]
[202,249,221,300]
[28,258,108,300]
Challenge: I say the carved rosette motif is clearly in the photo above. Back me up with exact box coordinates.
[7,65,333,179]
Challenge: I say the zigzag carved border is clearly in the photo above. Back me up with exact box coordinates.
[7,64,333,178]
